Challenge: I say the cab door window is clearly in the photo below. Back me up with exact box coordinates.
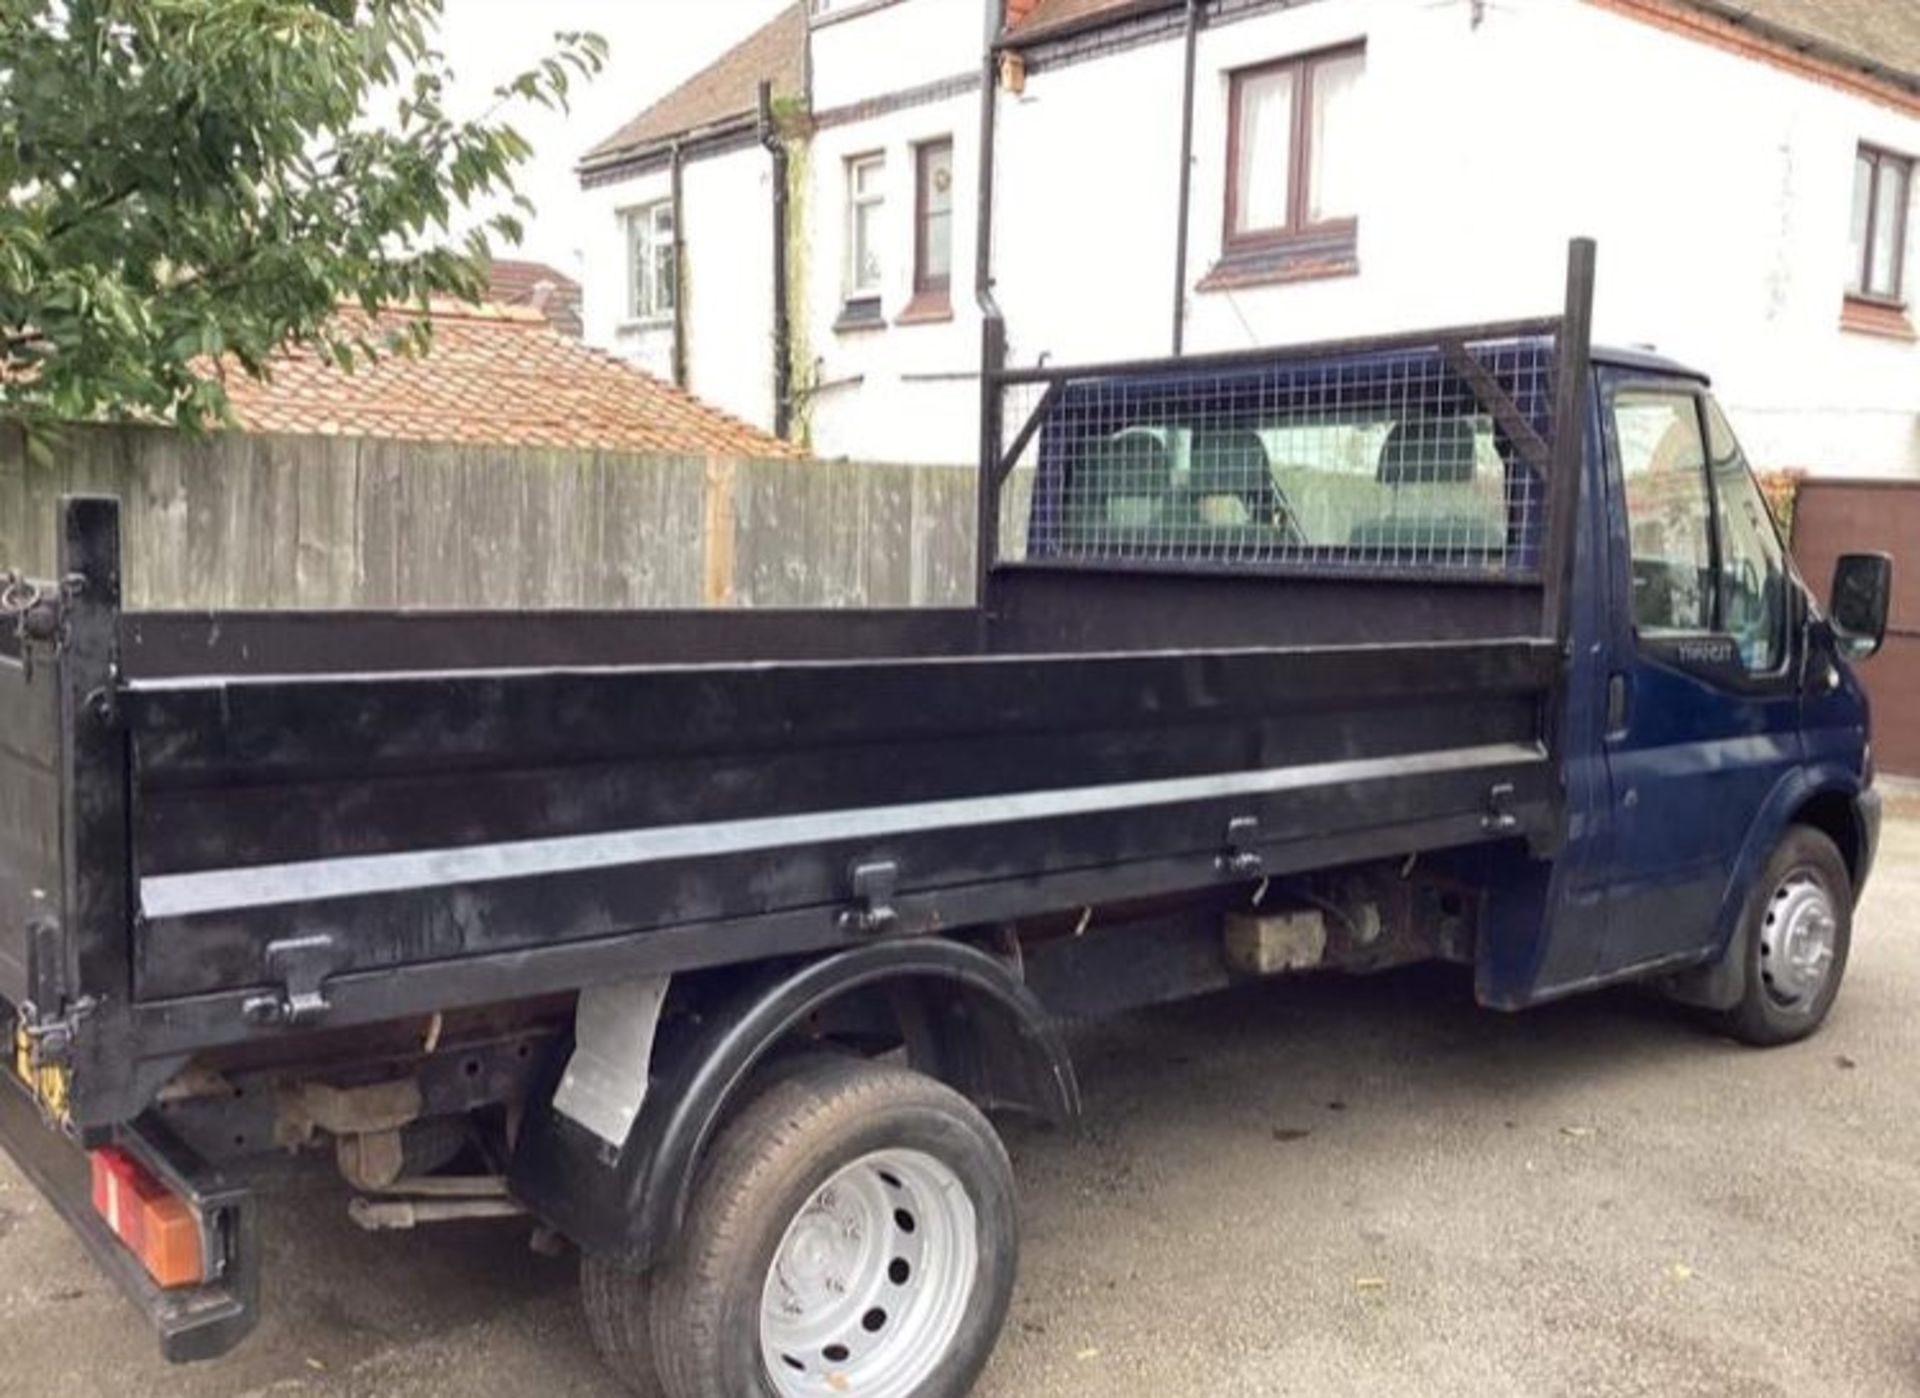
[1615,391,1713,634]
[1613,388,1791,676]
[1704,397,1788,673]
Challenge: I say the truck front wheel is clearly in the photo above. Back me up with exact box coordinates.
[607,1054,1019,1398]
[1717,825,1853,1046]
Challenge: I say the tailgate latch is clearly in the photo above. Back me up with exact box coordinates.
[839,860,901,936]
[242,934,345,1028]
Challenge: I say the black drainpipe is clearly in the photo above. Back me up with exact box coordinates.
[1171,0,1202,355]
[973,1,1007,612]
[669,139,687,389]
[974,27,1001,327]
[757,81,793,440]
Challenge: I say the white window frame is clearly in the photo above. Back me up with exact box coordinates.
[626,200,676,325]
[846,153,886,302]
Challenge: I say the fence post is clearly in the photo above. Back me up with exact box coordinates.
[702,454,738,607]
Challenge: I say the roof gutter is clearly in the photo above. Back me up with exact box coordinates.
[577,112,763,189]
[996,0,1917,97]
[1679,0,1920,96]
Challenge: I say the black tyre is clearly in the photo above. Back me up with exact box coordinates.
[645,1055,1018,1398]
[581,1254,664,1396]
[1715,825,1853,1046]
[577,1051,862,1397]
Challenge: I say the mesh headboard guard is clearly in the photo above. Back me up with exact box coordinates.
[1069,432,1172,525]
[1378,417,1476,486]
[1190,429,1274,499]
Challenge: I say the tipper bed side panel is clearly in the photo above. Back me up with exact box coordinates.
[125,637,1557,1002]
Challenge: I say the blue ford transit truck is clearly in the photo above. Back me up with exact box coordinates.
[0,241,1891,1395]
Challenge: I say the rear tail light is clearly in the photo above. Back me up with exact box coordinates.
[89,1146,207,1288]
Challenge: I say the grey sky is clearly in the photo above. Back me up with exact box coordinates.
[437,0,792,276]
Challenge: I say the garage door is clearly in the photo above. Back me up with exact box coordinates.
[1792,478,1920,776]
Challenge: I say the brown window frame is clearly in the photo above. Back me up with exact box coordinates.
[911,137,954,310]
[1851,144,1913,307]
[1223,43,1364,259]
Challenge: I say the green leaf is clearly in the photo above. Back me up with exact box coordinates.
[0,0,605,431]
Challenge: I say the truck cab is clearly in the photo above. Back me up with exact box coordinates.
[1015,332,1883,1030]
[1558,349,1879,1014]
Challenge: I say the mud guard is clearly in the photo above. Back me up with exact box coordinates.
[509,939,1078,1269]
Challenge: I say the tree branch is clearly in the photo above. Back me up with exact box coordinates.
[46,179,143,241]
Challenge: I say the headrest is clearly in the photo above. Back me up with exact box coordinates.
[1190,430,1273,498]
[1378,417,1476,485]
[1078,432,1170,490]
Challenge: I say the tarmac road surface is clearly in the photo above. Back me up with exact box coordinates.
[3,818,1917,1396]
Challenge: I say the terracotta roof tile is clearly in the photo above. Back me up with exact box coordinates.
[213,303,800,459]
[486,259,584,338]
[1703,0,1920,86]
[582,4,806,169]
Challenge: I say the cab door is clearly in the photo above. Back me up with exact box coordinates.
[1596,378,1802,975]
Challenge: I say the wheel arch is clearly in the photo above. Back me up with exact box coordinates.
[1789,788,1866,890]
[1663,774,1867,1013]
[1718,768,1867,950]
[511,939,1077,1269]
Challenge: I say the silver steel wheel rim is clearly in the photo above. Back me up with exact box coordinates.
[760,1147,979,1397]
[1759,870,1838,1009]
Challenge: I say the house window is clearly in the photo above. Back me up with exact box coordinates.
[625,201,675,323]
[1849,145,1912,303]
[910,138,954,315]
[844,153,886,323]
[1219,44,1364,279]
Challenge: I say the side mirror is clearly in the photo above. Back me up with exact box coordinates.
[1830,552,1893,661]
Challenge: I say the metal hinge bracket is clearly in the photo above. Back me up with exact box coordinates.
[16,914,94,1068]
[242,934,345,1028]
[839,860,901,936]
[17,994,97,1069]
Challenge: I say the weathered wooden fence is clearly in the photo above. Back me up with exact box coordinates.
[0,424,980,610]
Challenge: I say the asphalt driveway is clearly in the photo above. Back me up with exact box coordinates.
[4,817,1918,1396]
